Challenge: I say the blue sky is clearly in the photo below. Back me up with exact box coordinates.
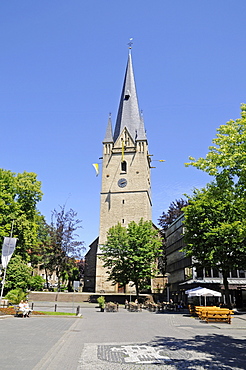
[1,1,246,250]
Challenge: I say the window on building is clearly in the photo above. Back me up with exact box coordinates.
[196,267,203,279]
[185,267,193,280]
[239,270,245,278]
[121,161,127,172]
[231,270,238,278]
[205,268,212,277]
[212,268,219,278]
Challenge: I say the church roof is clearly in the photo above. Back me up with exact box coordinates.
[113,52,147,143]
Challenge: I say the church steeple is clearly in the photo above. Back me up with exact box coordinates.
[113,52,146,143]
[94,47,152,294]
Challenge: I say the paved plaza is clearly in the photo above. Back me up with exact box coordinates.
[0,303,245,370]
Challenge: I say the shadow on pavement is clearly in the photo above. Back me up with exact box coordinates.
[150,333,246,369]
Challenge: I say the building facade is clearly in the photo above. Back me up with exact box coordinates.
[165,214,246,308]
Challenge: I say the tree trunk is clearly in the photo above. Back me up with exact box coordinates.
[56,268,61,292]
[44,267,49,289]
[135,282,139,299]
[222,270,231,308]
[68,278,73,292]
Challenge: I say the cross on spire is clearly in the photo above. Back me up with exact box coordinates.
[128,38,133,49]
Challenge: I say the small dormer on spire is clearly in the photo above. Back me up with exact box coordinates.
[103,113,113,143]
[136,110,147,141]
[103,113,114,156]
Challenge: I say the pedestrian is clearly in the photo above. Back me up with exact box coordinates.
[23,300,32,317]
[19,300,29,317]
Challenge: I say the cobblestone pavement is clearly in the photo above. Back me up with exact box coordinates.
[0,304,245,370]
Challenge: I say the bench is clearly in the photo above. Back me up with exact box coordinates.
[195,306,218,319]
[194,306,233,324]
[14,305,32,317]
[15,306,24,317]
[188,305,196,315]
[205,309,233,324]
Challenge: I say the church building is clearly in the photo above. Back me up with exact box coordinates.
[84,47,153,293]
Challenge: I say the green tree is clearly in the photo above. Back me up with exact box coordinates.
[5,255,33,291]
[184,104,246,305]
[48,205,84,290]
[101,223,129,292]
[183,182,246,305]
[158,198,188,232]
[0,169,43,260]
[60,258,80,292]
[29,215,53,289]
[101,219,162,297]
[29,275,45,291]
[186,103,246,191]
[5,288,26,304]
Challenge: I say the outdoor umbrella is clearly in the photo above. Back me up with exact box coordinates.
[185,286,203,295]
[185,286,203,305]
[185,287,221,306]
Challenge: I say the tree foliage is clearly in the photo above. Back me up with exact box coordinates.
[5,288,27,304]
[101,219,162,296]
[183,183,246,267]
[46,205,85,290]
[29,275,45,291]
[184,104,246,305]
[158,198,188,232]
[0,169,43,260]
[186,103,246,191]
[29,215,53,288]
[5,255,33,291]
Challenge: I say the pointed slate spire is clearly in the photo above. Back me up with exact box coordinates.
[103,114,113,143]
[136,111,147,141]
[113,52,145,143]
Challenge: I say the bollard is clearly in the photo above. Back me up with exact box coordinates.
[54,304,57,312]
[31,302,34,310]
[76,305,80,316]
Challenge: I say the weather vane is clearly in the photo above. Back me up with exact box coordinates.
[128,38,133,49]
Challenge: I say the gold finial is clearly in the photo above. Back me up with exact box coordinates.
[128,38,133,49]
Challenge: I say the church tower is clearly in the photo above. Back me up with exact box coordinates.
[95,49,152,293]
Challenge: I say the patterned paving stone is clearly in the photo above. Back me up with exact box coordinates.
[78,341,243,370]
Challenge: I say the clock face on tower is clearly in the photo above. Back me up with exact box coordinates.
[118,178,127,188]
